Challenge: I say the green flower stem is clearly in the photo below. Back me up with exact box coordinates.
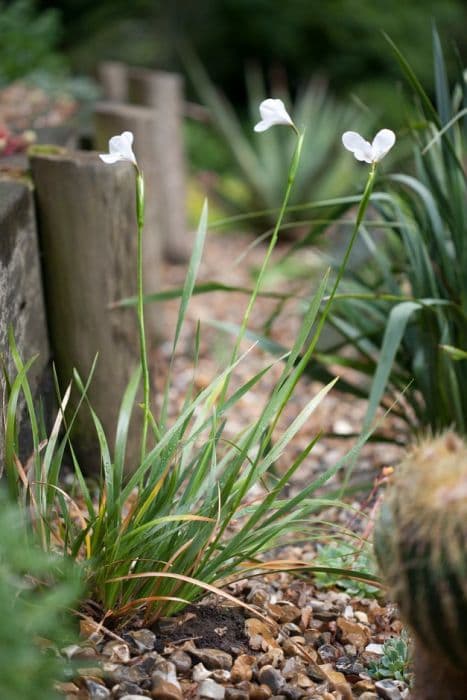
[220,131,305,402]
[136,170,150,460]
[269,162,378,434]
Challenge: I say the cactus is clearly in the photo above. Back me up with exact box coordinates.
[374,432,467,699]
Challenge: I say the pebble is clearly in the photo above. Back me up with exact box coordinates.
[317,644,338,663]
[192,662,213,682]
[150,680,183,700]
[257,665,284,693]
[365,643,384,655]
[198,678,226,699]
[127,629,157,653]
[335,655,366,676]
[151,660,182,700]
[102,641,131,663]
[112,681,145,697]
[120,696,149,700]
[230,654,255,683]
[186,644,233,670]
[84,678,111,699]
[374,679,403,700]
[225,688,249,700]
[359,694,379,700]
[168,650,192,673]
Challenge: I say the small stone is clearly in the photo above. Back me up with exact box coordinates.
[151,680,183,700]
[212,669,230,683]
[282,657,304,679]
[84,679,111,699]
[304,661,326,683]
[248,684,272,700]
[152,660,179,687]
[169,650,192,673]
[198,678,225,699]
[120,696,147,700]
[374,680,403,700]
[335,655,365,676]
[185,642,233,670]
[61,644,82,659]
[102,641,131,664]
[355,611,369,624]
[257,647,284,667]
[230,654,255,683]
[244,619,279,651]
[317,644,338,663]
[225,688,249,700]
[192,663,213,682]
[319,664,353,696]
[127,629,157,653]
[268,603,301,624]
[257,666,284,694]
[360,695,378,700]
[151,660,181,700]
[354,680,376,694]
[336,617,370,650]
[111,681,144,697]
[365,643,384,655]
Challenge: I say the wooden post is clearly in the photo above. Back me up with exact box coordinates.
[128,68,189,262]
[94,102,163,335]
[29,151,157,472]
[97,61,129,102]
[0,177,50,472]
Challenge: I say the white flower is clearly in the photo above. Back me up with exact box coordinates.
[342,129,396,164]
[254,98,294,132]
[99,131,137,166]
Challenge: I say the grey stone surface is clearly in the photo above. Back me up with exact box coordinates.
[0,178,50,473]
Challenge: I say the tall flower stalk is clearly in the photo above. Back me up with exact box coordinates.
[100,131,150,459]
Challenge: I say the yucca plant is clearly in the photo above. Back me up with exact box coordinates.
[296,30,467,438]
[185,49,369,230]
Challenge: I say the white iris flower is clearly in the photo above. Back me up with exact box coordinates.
[99,131,137,166]
[254,98,295,133]
[342,129,396,164]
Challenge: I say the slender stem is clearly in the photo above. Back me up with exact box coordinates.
[136,170,150,461]
[268,163,378,434]
[219,131,305,403]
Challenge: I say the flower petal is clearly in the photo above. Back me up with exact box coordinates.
[342,131,373,163]
[254,98,294,132]
[105,131,137,165]
[99,153,123,164]
[372,128,396,161]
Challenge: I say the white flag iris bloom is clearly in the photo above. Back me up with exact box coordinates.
[254,98,294,132]
[342,129,396,164]
[99,131,137,166]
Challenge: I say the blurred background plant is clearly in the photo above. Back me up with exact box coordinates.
[0,490,80,699]
[313,538,381,598]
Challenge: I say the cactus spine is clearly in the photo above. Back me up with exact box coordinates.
[374,432,467,699]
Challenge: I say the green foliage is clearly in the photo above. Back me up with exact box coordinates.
[0,0,66,85]
[313,540,380,598]
[368,632,412,684]
[302,31,467,437]
[0,491,80,700]
[186,55,366,229]
[4,196,380,622]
